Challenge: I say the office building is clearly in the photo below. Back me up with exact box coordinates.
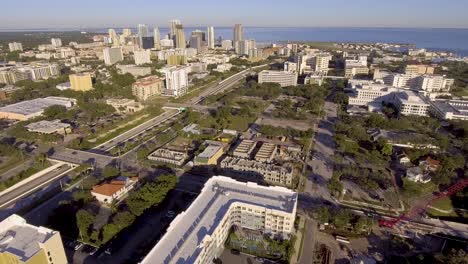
[429,99,468,121]
[154,27,161,50]
[405,64,435,75]
[258,70,298,87]
[16,63,61,81]
[190,35,202,52]
[194,141,225,166]
[69,73,93,91]
[0,96,76,121]
[108,28,120,45]
[161,38,174,49]
[284,62,298,73]
[413,75,454,92]
[394,91,430,116]
[132,76,165,101]
[234,24,244,44]
[134,49,151,65]
[0,214,67,264]
[236,39,256,55]
[174,24,186,49]
[221,40,233,50]
[138,24,150,48]
[8,42,23,52]
[103,47,124,65]
[191,30,206,42]
[169,19,182,39]
[51,38,62,47]
[141,176,297,264]
[207,26,215,49]
[159,66,189,97]
[345,66,370,78]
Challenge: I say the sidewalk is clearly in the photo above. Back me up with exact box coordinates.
[290,215,306,264]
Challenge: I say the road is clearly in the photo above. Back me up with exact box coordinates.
[49,148,116,167]
[0,163,72,209]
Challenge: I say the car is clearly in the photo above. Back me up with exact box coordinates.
[231,249,240,255]
[166,210,176,218]
[255,257,265,263]
[72,151,77,155]
[74,242,84,251]
[89,247,99,256]
[104,248,113,255]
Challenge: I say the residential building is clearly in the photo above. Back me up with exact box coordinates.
[236,39,256,55]
[428,99,468,121]
[16,63,61,81]
[221,40,233,50]
[91,176,139,204]
[345,66,369,78]
[169,19,182,40]
[174,24,186,49]
[207,26,215,49]
[108,28,120,46]
[154,27,161,50]
[106,98,144,113]
[0,70,29,84]
[141,176,297,264]
[8,42,23,52]
[0,214,67,264]
[134,49,151,65]
[406,166,430,183]
[132,76,165,100]
[25,119,71,135]
[254,143,277,163]
[0,97,76,121]
[234,24,244,45]
[405,64,435,75]
[190,35,202,52]
[258,70,298,87]
[103,47,124,65]
[220,157,294,186]
[122,28,132,38]
[159,66,189,97]
[51,38,62,47]
[194,142,225,166]
[413,75,454,92]
[233,140,257,159]
[69,73,93,91]
[116,64,151,77]
[148,148,189,166]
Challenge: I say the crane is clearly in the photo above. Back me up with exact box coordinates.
[379,178,468,228]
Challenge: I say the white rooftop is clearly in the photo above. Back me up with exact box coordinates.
[141,176,297,264]
[197,145,222,159]
[0,97,76,116]
[0,215,56,261]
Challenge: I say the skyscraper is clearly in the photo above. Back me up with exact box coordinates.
[154,27,161,50]
[170,19,182,39]
[174,24,186,49]
[190,35,202,52]
[234,24,244,44]
[108,29,120,46]
[207,26,215,49]
[138,24,149,48]
[122,28,132,38]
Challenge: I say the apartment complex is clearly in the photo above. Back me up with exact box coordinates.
[69,73,93,91]
[0,214,67,264]
[132,75,165,101]
[382,73,454,92]
[141,176,297,264]
[159,66,190,97]
[0,69,29,84]
[258,70,298,87]
[294,52,332,74]
[103,47,124,65]
[220,157,293,186]
[8,42,23,52]
[405,64,435,75]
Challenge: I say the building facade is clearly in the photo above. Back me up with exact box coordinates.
[258,70,298,87]
[103,47,124,65]
[69,73,93,91]
[132,76,165,100]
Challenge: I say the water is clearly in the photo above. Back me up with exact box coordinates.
[4,27,468,57]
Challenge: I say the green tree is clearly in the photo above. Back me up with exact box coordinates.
[76,209,95,239]
[102,165,119,178]
[102,223,120,243]
[313,206,331,224]
[334,210,351,230]
[43,105,67,119]
[380,143,393,156]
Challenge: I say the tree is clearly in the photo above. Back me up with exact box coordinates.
[334,210,351,229]
[102,223,120,243]
[380,143,393,156]
[43,105,67,119]
[313,206,331,224]
[102,165,119,178]
[76,209,95,239]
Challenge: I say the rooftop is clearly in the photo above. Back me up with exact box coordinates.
[141,176,297,264]
[0,215,56,262]
[0,97,76,116]
[91,177,138,197]
[197,145,223,159]
[25,119,70,134]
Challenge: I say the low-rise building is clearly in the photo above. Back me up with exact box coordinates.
[394,90,430,116]
[232,140,257,159]
[0,85,21,100]
[55,82,71,91]
[25,120,71,135]
[0,97,76,121]
[406,166,430,183]
[134,49,151,65]
[91,176,139,204]
[69,73,93,91]
[106,98,144,113]
[0,214,67,264]
[116,64,152,77]
[345,66,369,78]
[258,70,298,87]
[141,176,297,264]
[148,148,189,166]
[132,75,165,100]
[8,42,23,52]
[429,99,468,121]
[194,142,225,166]
[405,64,435,75]
[220,157,293,186]
[254,142,277,163]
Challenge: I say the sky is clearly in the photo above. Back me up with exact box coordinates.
[1,0,468,29]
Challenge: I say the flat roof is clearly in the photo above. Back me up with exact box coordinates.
[0,97,75,116]
[25,119,70,134]
[197,145,222,159]
[0,215,56,262]
[141,176,297,264]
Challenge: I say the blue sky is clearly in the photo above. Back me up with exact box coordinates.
[2,0,468,29]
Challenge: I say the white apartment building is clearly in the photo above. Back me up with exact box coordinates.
[159,66,190,97]
[134,49,151,65]
[103,47,124,65]
[141,176,297,264]
[17,63,61,81]
[258,70,298,87]
[413,75,454,92]
[284,62,298,73]
[236,39,256,56]
[345,66,369,78]
[345,55,368,68]
[393,91,430,116]
[221,40,233,50]
[207,26,215,49]
[8,42,23,52]
[51,38,62,47]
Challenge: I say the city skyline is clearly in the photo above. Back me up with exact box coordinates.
[1,0,468,29]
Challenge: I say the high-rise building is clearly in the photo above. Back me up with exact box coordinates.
[51,38,62,47]
[141,37,154,49]
[0,214,68,264]
[237,39,256,55]
[174,24,186,49]
[122,28,132,38]
[190,35,202,52]
[132,76,165,100]
[108,29,120,46]
[221,40,233,50]
[159,66,190,97]
[137,24,150,48]
[103,47,124,65]
[234,24,244,44]
[8,42,23,52]
[153,27,161,50]
[69,73,93,91]
[191,30,206,42]
[134,49,151,65]
[207,26,215,49]
[169,19,182,39]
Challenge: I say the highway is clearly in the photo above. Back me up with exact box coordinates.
[0,163,73,209]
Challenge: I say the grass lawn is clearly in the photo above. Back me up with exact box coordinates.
[430,197,453,211]
[0,154,24,175]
